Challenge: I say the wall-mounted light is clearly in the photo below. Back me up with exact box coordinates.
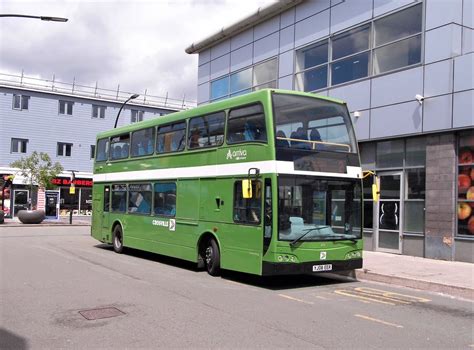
[354,111,361,118]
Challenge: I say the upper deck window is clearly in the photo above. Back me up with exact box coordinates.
[157,122,186,154]
[188,112,225,149]
[272,94,356,153]
[110,134,130,160]
[227,104,267,144]
[131,127,155,157]
[96,138,109,162]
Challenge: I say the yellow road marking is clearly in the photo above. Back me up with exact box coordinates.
[335,290,396,305]
[354,314,404,328]
[335,287,431,305]
[355,287,431,303]
[278,294,314,305]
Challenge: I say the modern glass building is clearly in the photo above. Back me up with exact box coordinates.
[186,0,473,262]
[0,74,193,219]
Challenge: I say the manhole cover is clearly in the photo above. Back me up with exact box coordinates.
[79,307,125,320]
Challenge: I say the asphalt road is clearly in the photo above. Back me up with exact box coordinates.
[0,226,473,349]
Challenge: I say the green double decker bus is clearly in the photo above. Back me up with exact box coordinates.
[91,89,363,276]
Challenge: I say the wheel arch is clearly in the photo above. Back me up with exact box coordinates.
[196,231,221,268]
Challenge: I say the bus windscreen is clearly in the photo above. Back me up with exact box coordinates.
[272,93,356,153]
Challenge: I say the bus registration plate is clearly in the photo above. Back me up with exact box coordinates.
[312,264,332,272]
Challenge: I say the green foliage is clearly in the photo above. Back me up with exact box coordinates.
[10,151,63,190]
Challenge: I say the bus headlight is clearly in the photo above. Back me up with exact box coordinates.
[345,251,362,260]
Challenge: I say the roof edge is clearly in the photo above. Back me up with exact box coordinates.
[185,0,303,54]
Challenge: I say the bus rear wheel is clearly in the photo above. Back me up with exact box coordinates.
[112,225,124,254]
[205,239,220,276]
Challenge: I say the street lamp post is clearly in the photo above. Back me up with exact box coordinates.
[0,14,68,22]
[114,94,139,128]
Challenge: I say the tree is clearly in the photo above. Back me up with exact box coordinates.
[10,152,63,199]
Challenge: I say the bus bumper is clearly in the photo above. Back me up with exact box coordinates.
[262,258,362,276]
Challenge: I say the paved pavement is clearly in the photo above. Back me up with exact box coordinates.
[1,216,91,226]
[0,219,473,300]
[357,251,474,300]
[1,226,473,349]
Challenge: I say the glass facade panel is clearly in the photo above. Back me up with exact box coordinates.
[332,24,370,60]
[374,4,422,46]
[373,35,421,74]
[253,59,277,86]
[297,40,328,70]
[378,230,399,249]
[404,201,424,233]
[331,52,369,85]
[210,76,229,100]
[406,137,426,166]
[230,68,252,94]
[360,143,376,170]
[380,175,400,200]
[296,66,328,92]
[406,168,425,199]
[376,140,404,168]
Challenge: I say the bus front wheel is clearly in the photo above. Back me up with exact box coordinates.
[112,225,124,254]
[205,239,220,276]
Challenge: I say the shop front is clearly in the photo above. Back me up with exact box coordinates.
[50,177,93,216]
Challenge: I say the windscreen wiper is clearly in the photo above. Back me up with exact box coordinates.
[289,226,330,247]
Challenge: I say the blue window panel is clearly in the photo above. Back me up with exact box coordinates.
[299,41,328,70]
[210,77,229,100]
[303,66,328,91]
[331,52,369,86]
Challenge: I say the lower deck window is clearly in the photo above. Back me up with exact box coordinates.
[233,180,262,225]
[154,183,176,216]
[128,184,152,214]
[111,184,127,212]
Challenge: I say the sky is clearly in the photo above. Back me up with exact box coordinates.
[0,0,277,103]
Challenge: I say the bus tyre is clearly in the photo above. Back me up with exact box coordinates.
[113,225,124,254]
[205,239,220,276]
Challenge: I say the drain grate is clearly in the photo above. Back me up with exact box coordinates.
[79,307,125,320]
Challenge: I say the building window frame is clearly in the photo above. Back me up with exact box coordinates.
[90,145,96,159]
[131,109,144,123]
[92,105,106,119]
[57,142,73,157]
[294,2,423,92]
[11,138,28,154]
[12,94,30,111]
[59,100,74,115]
[210,57,278,102]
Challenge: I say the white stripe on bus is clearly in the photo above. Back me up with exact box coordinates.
[92,161,362,183]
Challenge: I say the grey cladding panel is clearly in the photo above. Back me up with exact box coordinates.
[425,24,462,64]
[423,94,453,132]
[453,90,474,128]
[373,0,417,17]
[424,59,453,97]
[329,80,371,112]
[254,16,280,40]
[295,0,330,22]
[253,32,279,63]
[425,0,462,30]
[279,25,295,53]
[371,67,423,108]
[230,44,252,72]
[294,10,330,48]
[330,0,372,34]
[454,53,474,92]
[371,101,422,138]
[210,54,230,80]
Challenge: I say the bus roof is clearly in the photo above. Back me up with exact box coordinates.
[97,89,345,139]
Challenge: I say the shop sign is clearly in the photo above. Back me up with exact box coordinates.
[51,178,93,187]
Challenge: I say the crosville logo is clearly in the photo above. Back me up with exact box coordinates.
[226,149,247,161]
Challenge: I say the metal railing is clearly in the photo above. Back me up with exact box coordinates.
[0,71,196,110]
